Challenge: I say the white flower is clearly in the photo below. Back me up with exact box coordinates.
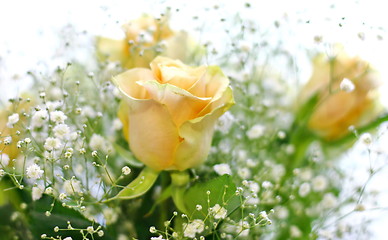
[211,204,227,219]
[216,112,235,134]
[246,124,265,140]
[113,118,123,130]
[1,153,10,167]
[183,219,205,238]
[50,110,67,124]
[340,78,355,92]
[53,124,70,139]
[31,110,49,128]
[312,175,328,192]
[45,187,53,195]
[0,169,5,177]
[298,182,311,197]
[89,134,111,153]
[213,163,232,175]
[26,164,44,179]
[290,225,302,238]
[59,193,67,200]
[32,185,44,201]
[237,167,251,179]
[45,101,62,111]
[44,137,62,151]
[248,181,260,193]
[151,236,164,240]
[103,208,119,225]
[83,106,96,118]
[63,237,73,240]
[121,166,131,175]
[64,179,82,195]
[49,87,63,100]
[321,193,338,209]
[3,136,12,145]
[7,113,19,128]
[236,221,250,237]
[360,133,372,145]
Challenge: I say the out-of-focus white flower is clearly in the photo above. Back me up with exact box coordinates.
[236,221,250,237]
[53,124,70,139]
[312,175,328,192]
[211,204,227,219]
[246,124,265,140]
[31,110,48,128]
[290,225,302,238]
[50,110,67,124]
[63,237,73,240]
[44,137,62,151]
[360,133,372,145]
[26,164,44,179]
[1,153,10,167]
[321,193,338,209]
[213,163,232,175]
[339,78,355,92]
[89,134,111,153]
[7,113,19,128]
[63,179,82,195]
[237,167,251,179]
[183,219,205,238]
[112,118,123,130]
[103,208,119,225]
[216,112,235,134]
[298,182,311,197]
[32,185,44,201]
[83,106,96,118]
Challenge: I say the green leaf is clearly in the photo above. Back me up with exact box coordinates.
[183,175,240,219]
[114,142,144,168]
[106,167,160,201]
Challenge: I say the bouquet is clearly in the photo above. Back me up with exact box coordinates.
[1,1,388,239]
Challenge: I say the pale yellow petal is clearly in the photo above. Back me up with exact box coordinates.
[96,37,126,63]
[118,101,130,142]
[113,68,154,100]
[124,98,181,171]
[172,87,234,171]
[138,80,211,127]
[150,56,206,89]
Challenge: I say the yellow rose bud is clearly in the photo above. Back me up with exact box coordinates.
[114,56,234,171]
[299,50,381,141]
[97,14,199,69]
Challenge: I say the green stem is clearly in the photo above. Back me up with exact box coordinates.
[170,171,190,214]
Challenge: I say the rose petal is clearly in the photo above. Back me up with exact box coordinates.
[150,56,206,89]
[113,68,154,100]
[118,101,130,142]
[124,98,181,171]
[96,37,127,63]
[172,87,234,170]
[138,80,211,127]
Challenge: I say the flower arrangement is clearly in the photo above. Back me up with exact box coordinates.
[1,2,388,240]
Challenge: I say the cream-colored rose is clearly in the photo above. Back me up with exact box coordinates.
[114,56,234,171]
[97,14,199,69]
[299,50,381,141]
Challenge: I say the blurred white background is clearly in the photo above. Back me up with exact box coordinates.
[1,0,388,238]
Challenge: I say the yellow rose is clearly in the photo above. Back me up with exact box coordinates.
[114,56,234,171]
[97,14,198,69]
[299,50,381,141]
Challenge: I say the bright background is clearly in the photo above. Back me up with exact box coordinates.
[1,0,388,238]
